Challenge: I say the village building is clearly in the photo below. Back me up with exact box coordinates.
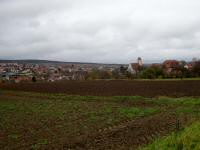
[128,57,143,75]
[185,59,199,71]
[163,60,180,76]
[163,60,179,68]
[184,63,193,70]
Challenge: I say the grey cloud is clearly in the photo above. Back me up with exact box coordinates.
[0,0,200,63]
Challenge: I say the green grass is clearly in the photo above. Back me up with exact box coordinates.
[113,96,143,101]
[150,97,200,106]
[176,106,200,116]
[119,107,160,119]
[31,139,49,150]
[140,121,200,150]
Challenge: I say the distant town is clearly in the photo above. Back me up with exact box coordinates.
[0,58,200,83]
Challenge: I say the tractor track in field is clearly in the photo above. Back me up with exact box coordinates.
[64,112,192,150]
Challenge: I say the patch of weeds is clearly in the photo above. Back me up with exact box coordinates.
[140,121,200,150]
[143,108,160,115]
[39,139,49,145]
[181,99,200,106]
[103,107,113,114]
[119,107,159,119]
[89,112,97,121]
[30,102,50,113]
[176,107,200,116]
[119,107,141,118]
[53,110,67,120]
[31,139,49,150]
[114,96,143,101]
[63,95,106,102]
[8,134,20,140]
[0,103,18,112]
[105,118,115,125]
[149,97,175,106]
[152,97,200,107]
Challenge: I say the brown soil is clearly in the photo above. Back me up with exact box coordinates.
[62,113,192,150]
[1,80,200,97]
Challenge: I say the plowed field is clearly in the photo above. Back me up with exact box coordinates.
[0,91,200,149]
[1,80,200,97]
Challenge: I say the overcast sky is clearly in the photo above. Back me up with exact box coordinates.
[0,0,200,63]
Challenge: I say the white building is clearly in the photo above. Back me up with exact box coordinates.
[128,57,143,75]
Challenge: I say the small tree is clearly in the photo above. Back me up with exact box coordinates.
[192,61,200,77]
[140,66,163,79]
[111,70,120,79]
[32,76,37,82]
[99,70,112,79]
[86,69,100,80]
[119,66,127,74]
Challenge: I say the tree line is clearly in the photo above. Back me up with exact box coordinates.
[86,61,200,80]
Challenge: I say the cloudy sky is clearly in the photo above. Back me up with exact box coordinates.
[0,0,200,63]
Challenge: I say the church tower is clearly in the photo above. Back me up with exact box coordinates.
[137,57,143,66]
